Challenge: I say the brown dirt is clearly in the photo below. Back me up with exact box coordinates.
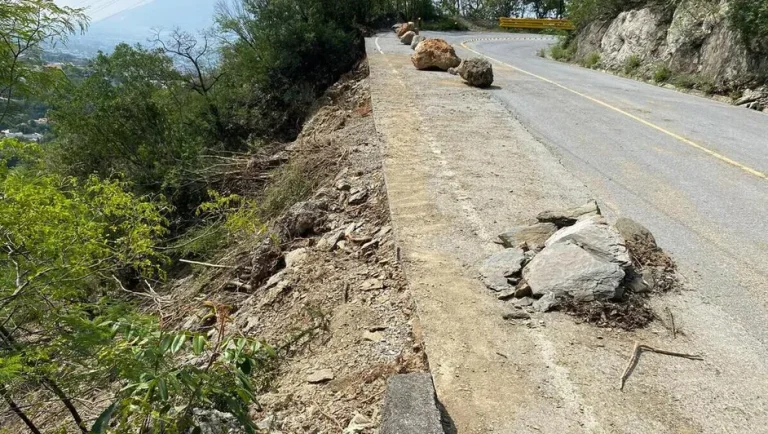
[164,59,427,433]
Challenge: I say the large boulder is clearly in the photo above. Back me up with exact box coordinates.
[400,31,416,45]
[397,22,416,37]
[498,223,558,252]
[479,248,526,292]
[523,241,625,301]
[537,200,601,227]
[411,35,426,50]
[458,57,494,88]
[545,215,631,267]
[411,39,461,71]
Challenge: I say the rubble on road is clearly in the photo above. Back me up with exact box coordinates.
[458,57,494,88]
[411,39,461,71]
[400,31,416,45]
[479,200,679,329]
[410,35,426,50]
[396,22,417,38]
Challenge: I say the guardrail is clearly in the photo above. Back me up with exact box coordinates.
[499,17,575,30]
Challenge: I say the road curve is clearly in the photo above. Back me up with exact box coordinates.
[367,31,768,433]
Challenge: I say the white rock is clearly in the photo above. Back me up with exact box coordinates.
[545,215,631,267]
[523,241,625,301]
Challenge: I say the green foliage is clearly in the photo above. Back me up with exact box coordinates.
[421,17,469,31]
[0,0,87,126]
[550,38,576,61]
[581,51,601,68]
[728,0,768,54]
[48,44,215,209]
[259,162,314,220]
[653,64,672,82]
[95,314,277,433]
[671,73,696,89]
[623,54,642,74]
[567,0,641,28]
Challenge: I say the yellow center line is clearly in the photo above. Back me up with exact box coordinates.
[460,39,768,181]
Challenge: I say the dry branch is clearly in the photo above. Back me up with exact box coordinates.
[620,341,703,390]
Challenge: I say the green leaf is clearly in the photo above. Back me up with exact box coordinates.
[171,334,186,353]
[192,335,206,355]
[160,334,173,353]
[158,378,168,402]
[90,401,118,434]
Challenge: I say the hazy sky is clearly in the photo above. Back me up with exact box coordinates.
[55,0,154,21]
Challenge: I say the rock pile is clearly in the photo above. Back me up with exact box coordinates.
[481,200,674,321]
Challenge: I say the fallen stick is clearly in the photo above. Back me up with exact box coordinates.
[665,307,677,339]
[619,342,703,391]
[179,259,236,269]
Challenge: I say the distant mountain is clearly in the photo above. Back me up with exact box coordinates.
[63,0,218,56]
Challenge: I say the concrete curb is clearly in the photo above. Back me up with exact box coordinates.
[380,373,447,434]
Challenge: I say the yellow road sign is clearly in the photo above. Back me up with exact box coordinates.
[499,17,575,30]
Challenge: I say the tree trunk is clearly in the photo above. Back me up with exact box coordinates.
[0,383,42,434]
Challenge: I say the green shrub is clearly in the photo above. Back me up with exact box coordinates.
[623,55,641,74]
[653,65,672,82]
[672,74,696,89]
[728,0,768,54]
[421,17,468,31]
[582,51,601,68]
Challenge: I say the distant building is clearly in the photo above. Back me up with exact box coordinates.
[1,130,43,142]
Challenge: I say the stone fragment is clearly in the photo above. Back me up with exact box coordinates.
[546,215,631,267]
[400,31,416,45]
[537,200,601,227]
[282,200,327,237]
[627,268,655,293]
[348,188,368,205]
[479,248,526,292]
[503,310,531,320]
[307,369,334,384]
[523,241,625,301]
[499,222,558,251]
[533,292,559,312]
[360,278,384,291]
[513,297,535,307]
[285,248,308,268]
[363,330,384,342]
[411,35,426,50]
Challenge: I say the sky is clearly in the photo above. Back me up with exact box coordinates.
[54,0,154,21]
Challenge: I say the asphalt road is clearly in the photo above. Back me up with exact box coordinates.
[368,31,768,432]
[446,32,768,345]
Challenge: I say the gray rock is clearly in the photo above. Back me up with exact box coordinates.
[307,369,334,384]
[411,35,426,50]
[344,413,373,434]
[537,200,601,227]
[360,278,384,291]
[348,188,368,205]
[533,292,559,313]
[496,288,517,300]
[282,200,327,237]
[503,310,531,320]
[479,248,526,292]
[285,248,308,268]
[627,268,655,293]
[523,241,625,301]
[513,297,535,307]
[400,31,416,45]
[545,215,631,267]
[192,409,246,434]
[380,373,445,434]
[458,57,494,88]
[447,66,459,75]
[615,217,657,248]
[499,222,558,251]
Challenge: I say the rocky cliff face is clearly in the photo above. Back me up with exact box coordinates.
[574,0,767,93]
